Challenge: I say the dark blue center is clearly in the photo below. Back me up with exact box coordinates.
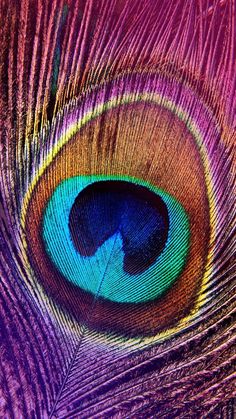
[69,181,169,275]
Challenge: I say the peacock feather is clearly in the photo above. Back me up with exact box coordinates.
[0,0,235,417]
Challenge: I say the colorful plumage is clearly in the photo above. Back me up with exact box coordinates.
[0,0,235,417]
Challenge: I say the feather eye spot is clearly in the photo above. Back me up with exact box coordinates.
[23,73,213,335]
